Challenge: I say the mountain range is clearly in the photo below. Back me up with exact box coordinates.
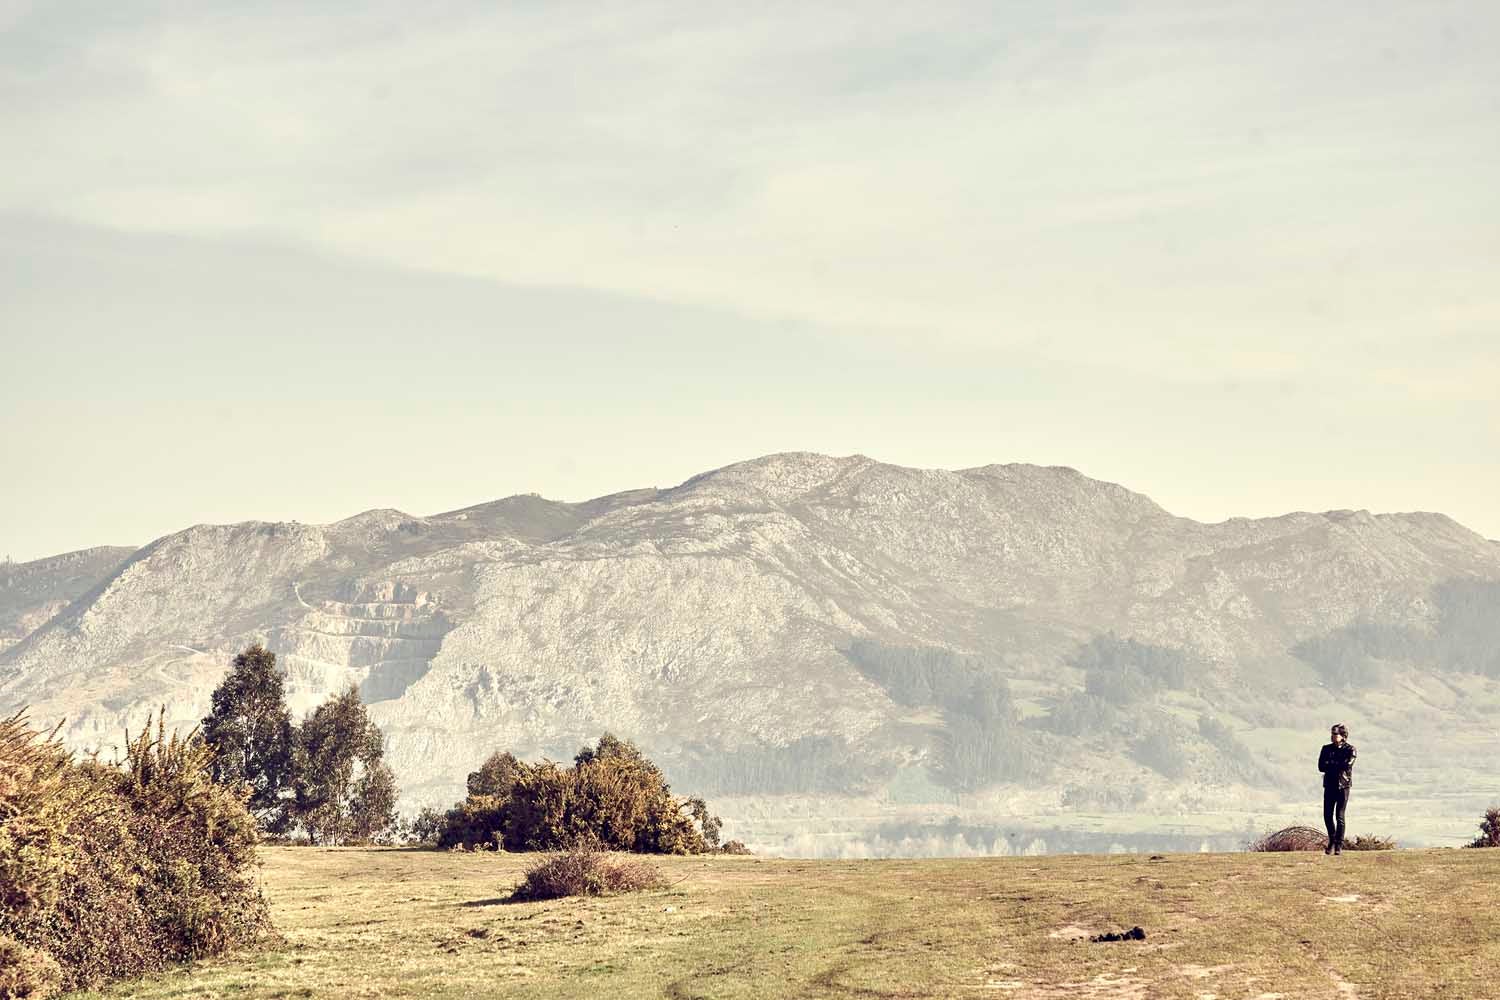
[5,453,1499,853]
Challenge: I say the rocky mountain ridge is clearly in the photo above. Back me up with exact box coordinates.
[5,453,1499,851]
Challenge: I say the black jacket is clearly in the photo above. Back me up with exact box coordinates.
[1318,742,1356,790]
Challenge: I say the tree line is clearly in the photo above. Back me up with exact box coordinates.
[199,643,734,854]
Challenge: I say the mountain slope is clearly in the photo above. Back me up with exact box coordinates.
[5,453,1498,849]
[0,546,137,655]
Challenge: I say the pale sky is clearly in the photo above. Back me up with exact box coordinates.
[3,1,1498,561]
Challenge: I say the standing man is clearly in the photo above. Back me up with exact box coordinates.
[1318,723,1357,855]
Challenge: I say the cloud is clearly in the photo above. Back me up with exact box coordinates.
[3,1,1496,385]
[2,2,1497,555]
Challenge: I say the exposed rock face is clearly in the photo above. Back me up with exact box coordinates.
[1,546,137,656]
[4,453,1498,848]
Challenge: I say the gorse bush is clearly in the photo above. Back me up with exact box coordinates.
[0,934,63,1000]
[0,711,270,998]
[437,734,725,854]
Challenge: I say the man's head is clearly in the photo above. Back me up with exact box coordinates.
[1330,723,1349,745]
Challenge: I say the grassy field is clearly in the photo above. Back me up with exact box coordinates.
[71,845,1500,1000]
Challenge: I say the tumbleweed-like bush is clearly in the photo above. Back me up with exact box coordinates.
[1247,825,1329,852]
[508,845,665,902]
[1343,834,1397,851]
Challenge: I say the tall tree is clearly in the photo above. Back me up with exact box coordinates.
[200,643,294,831]
[290,687,397,845]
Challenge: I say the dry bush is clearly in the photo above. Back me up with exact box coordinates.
[1248,825,1328,852]
[720,839,752,855]
[0,935,64,1000]
[508,846,664,902]
[1343,834,1397,851]
[0,711,271,995]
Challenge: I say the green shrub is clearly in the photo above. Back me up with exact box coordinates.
[437,734,719,854]
[0,711,271,994]
[436,794,510,850]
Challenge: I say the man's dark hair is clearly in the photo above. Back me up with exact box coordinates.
[1330,723,1349,738]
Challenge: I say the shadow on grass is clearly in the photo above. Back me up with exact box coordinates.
[460,897,511,907]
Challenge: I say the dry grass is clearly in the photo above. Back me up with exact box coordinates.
[66,845,1500,1000]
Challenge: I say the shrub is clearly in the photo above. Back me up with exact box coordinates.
[436,734,720,854]
[1466,806,1500,848]
[1343,834,1397,851]
[467,751,524,799]
[0,935,63,1000]
[0,711,271,994]
[1248,825,1328,852]
[436,794,511,850]
[403,806,447,846]
[508,846,664,902]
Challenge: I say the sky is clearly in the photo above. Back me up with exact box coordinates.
[3,0,1498,561]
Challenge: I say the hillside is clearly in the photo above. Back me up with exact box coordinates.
[5,453,1500,849]
[70,846,1500,1000]
[0,546,136,654]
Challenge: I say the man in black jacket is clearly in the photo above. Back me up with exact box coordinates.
[1318,723,1356,855]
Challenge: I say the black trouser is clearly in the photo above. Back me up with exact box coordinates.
[1323,785,1350,849]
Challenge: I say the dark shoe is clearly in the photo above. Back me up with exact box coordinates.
[1324,845,1333,855]
[1333,846,1342,855]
